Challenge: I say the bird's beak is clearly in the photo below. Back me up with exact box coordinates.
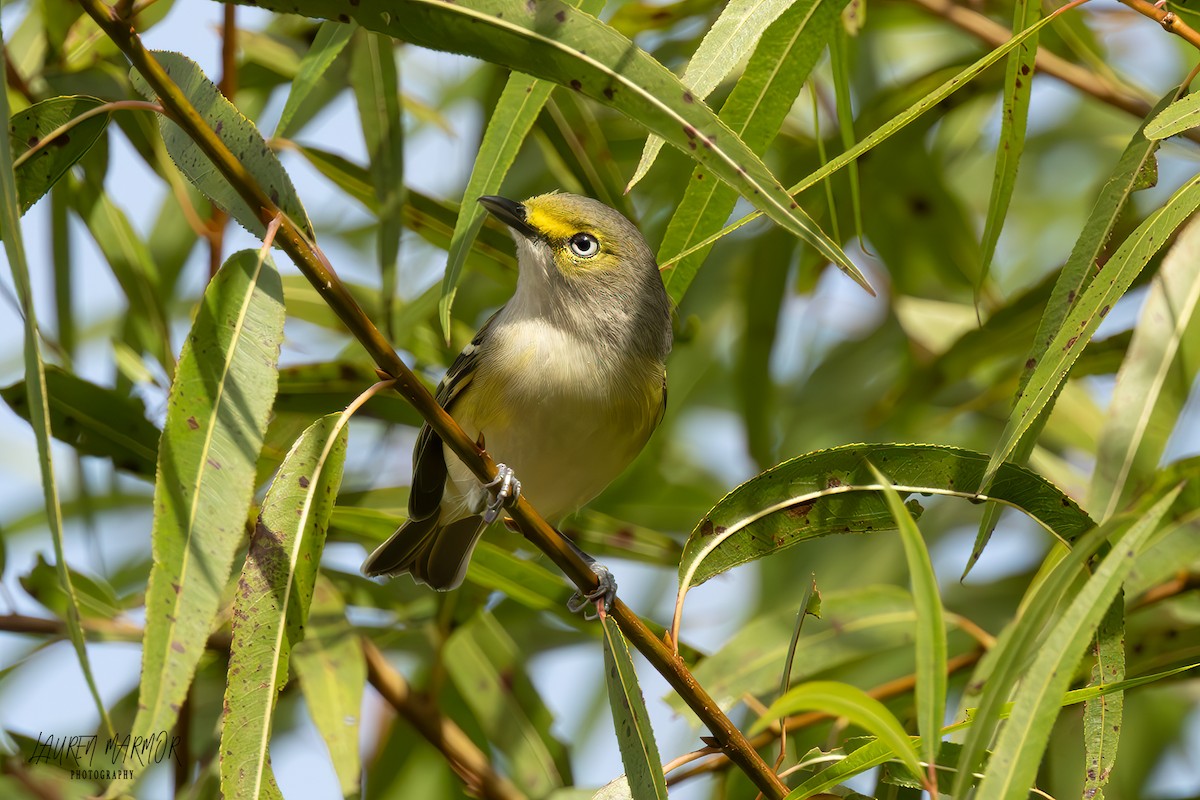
[478,195,539,240]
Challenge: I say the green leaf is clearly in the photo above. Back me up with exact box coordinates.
[70,186,174,371]
[975,487,1181,800]
[129,51,314,239]
[20,553,122,620]
[8,95,110,214]
[109,249,285,798]
[868,464,946,773]
[350,30,404,337]
[444,611,570,796]
[676,443,1092,601]
[439,71,553,339]
[983,167,1200,486]
[600,616,668,800]
[659,0,846,305]
[752,681,925,785]
[293,577,365,797]
[233,0,871,294]
[1091,214,1200,520]
[785,737,897,798]
[1083,601,1125,800]
[967,90,1171,573]
[628,0,796,188]
[828,27,863,247]
[0,25,113,739]
[1144,89,1200,140]
[977,0,1040,288]
[659,2,1081,270]
[275,20,357,139]
[950,522,1114,797]
[0,366,160,478]
[220,413,349,800]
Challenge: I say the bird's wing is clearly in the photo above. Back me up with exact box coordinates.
[407,310,502,521]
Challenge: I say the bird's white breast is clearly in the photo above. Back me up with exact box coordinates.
[442,316,662,522]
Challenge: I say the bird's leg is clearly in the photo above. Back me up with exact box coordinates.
[482,463,521,524]
[563,535,618,619]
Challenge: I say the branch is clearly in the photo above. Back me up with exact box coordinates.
[1121,0,1200,51]
[363,640,526,800]
[908,0,1200,145]
[73,2,787,796]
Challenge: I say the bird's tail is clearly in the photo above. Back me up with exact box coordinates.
[361,513,487,591]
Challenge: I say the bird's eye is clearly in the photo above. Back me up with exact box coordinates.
[568,232,600,258]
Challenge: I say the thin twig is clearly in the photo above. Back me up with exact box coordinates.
[363,640,526,800]
[1121,0,1200,51]
[73,2,787,796]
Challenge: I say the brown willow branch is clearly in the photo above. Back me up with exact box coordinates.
[73,2,787,796]
[908,0,1200,144]
[363,640,526,800]
[0,614,521,800]
[1121,0,1200,51]
[667,648,984,787]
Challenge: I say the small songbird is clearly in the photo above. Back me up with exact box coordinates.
[362,193,672,594]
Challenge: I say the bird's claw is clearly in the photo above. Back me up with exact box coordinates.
[567,563,618,620]
[482,463,521,524]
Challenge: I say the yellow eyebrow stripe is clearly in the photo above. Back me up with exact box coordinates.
[525,205,584,241]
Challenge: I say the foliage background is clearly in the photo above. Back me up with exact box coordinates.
[0,0,1199,798]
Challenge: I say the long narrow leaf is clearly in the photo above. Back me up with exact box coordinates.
[628,0,795,187]
[950,523,1111,796]
[674,444,1092,630]
[1091,214,1200,519]
[233,0,872,293]
[0,367,160,478]
[659,0,1084,269]
[966,90,1172,573]
[0,25,113,738]
[107,250,285,798]
[752,681,925,786]
[983,170,1200,485]
[975,487,1181,800]
[8,95,110,214]
[220,413,348,800]
[1144,90,1200,140]
[275,20,357,139]
[293,577,365,797]
[659,0,847,304]
[445,611,570,796]
[1083,601,1125,800]
[130,51,314,240]
[350,31,404,337]
[868,464,946,774]
[978,0,1040,287]
[600,616,668,800]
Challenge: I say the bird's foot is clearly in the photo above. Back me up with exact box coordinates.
[482,463,521,524]
[567,562,618,620]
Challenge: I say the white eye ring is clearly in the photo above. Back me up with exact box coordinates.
[568,232,600,258]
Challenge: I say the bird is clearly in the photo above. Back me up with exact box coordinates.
[362,192,673,599]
